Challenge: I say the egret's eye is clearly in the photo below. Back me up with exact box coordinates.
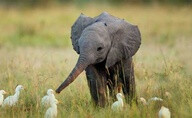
[97,47,103,51]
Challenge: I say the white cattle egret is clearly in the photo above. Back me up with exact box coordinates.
[2,85,24,107]
[139,97,147,105]
[159,106,171,118]
[149,97,163,102]
[111,93,124,111]
[45,98,59,118]
[139,97,163,105]
[165,92,171,98]
[41,89,55,107]
[0,90,7,106]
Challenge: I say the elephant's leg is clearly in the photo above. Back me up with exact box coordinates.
[119,58,136,104]
[107,67,117,98]
[85,65,108,107]
[86,66,98,104]
[105,62,124,101]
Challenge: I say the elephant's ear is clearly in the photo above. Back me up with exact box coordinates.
[105,22,141,68]
[71,13,93,54]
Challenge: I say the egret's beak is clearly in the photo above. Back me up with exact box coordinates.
[120,94,124,98]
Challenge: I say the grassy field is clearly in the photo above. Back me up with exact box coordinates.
[0,4,192,118]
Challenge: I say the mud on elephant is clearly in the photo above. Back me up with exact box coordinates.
[56,12,141,107]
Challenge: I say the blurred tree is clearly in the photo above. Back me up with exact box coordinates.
[0,0,191,6]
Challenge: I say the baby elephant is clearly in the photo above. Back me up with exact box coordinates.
[56,12,141,107]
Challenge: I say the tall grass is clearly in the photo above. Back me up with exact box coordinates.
[0,4,192,118]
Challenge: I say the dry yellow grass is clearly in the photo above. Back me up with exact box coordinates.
[0,4,192,118]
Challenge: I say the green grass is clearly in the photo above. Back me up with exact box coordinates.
[0,4,192,118]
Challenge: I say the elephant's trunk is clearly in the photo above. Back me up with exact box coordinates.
[56,55,88,93]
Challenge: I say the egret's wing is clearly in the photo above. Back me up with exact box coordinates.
[111,101,119,110]
[45,108,52,118]
[0,95,4,105]
[2,96,13,106]
[41,96,49,106]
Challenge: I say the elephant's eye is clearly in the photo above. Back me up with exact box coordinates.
[97,47,103,51]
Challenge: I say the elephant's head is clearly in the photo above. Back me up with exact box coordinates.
[56,12,141,93]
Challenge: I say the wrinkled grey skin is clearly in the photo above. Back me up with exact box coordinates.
[56,12,141,107]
